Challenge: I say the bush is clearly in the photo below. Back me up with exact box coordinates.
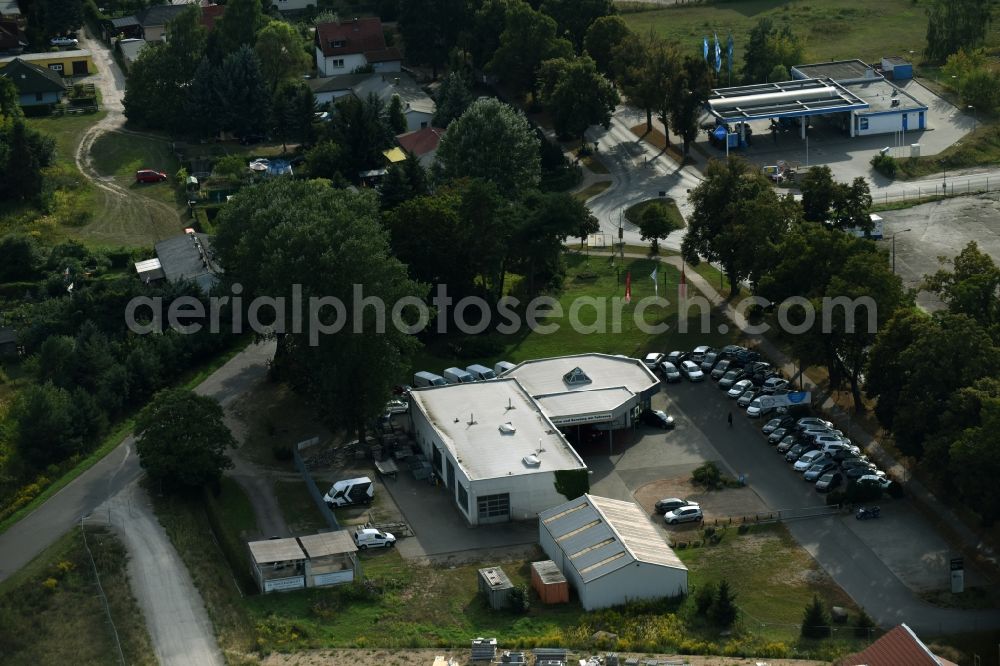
[709,579,738,627]
[854,610,876,638]
[801,594,831,638]
[509,584,530,614]
[887,480,905,499]
[692,461,722,489]
[737,523,750,534]
[825,489,847,506]
[870,153,897,178]
[694,581,715,615]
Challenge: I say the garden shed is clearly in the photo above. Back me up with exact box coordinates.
[530,560,569,604]
[298,531,360,588]
[477,566,513,610]
[247,538,305,593]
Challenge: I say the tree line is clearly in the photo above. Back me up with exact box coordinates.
[0,80,56,204]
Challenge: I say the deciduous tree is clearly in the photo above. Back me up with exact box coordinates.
[136,389,235,490]
[539,0,613,50]
[399,0,471,78]
[923,241,1000,331]
[925,0,993,63]
[218,45,270,138]
[742,18,803,84]
[637,203,682,254]
[213,0,263,58]
[255,20,310,92]
[669,55,713,156]
[432,71,473,127]
[537,55,619,141]
[583,15,630,76]
[488,1,573,100]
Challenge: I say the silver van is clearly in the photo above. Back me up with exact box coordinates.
[443,367,475,384]
[465,364,496,380]
[413,371,447,388]
[494,361,516,376]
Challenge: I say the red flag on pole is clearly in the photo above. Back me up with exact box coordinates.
[679,264,688,300]
[624,271,632,304]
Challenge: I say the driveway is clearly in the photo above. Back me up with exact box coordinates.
[86,480,223,666]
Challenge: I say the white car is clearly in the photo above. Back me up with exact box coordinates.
[857,474,891,489]
[644,352,665,369]
[680,360,705,381]
[353,528,396,549]
[794,450,829,472]
[50,36,79,47]
[727,379,753,398]
[746,398,764,418]
[761,377,789,394]
[664,505,703,525]
[384,399,409,414]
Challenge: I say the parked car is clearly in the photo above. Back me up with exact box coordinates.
[761,377,790,394]
[776,435,798,453]
[803,460,837,481]
[353,527,395,549]
[785,442,816,463]
[746,398,764,418]
[856,474,891,490]
[642,409,675,429]
[710,359,732,380]
[815,471,843,492]
[50,36,78,46]
[718,370,745,390]
[794,450,831,472]
[690,345,713,364]
[844,464,879,481]
[384,399,408,414]
[737,388,759,408]
[831,448,866,464]
[659,361,682,383]
[654,498,697,514]
[767,427,789,445]
[643,353,665,369]
[727,379,754,398]
[135,169,167,183]
[796,417,833,431]
[666,350,688,366]
[680,360,705,381]
[700,351,720,372]
[762,416,795,435]
[664,505,703,525]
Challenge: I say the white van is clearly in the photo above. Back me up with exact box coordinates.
[353,527,395,549]
[413,371,447,388]
[465,364,496,380]
[443,367,475,384]
[494,361,516,376]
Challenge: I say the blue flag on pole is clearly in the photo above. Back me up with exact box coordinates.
[703,36,709,62]
[727,34,734,74]
[714,33,722,73]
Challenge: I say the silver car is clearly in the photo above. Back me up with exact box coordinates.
[664,505,703,525]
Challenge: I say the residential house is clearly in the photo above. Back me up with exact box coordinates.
[351,72,435,132]
[106,15,142,40]
[0,49,92,76]
[135,230,220,293]
[0,57,66,108]
[117,38,147,71]
[314,17,400,77]
[306,72,369,107]
[269,0,314,14]
[837,623,959,666]
[200,4,224,31]
[395,126,445,167]
[135,4,188,41]
[0,17,26,55]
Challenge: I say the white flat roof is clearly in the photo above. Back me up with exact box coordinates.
[0,50,92,65]
[248,538,305,564]
[409,378,585,481]
[504,353,659,398]
[539,494,686,583]
[535,387,635,426]
[298,531,357,557]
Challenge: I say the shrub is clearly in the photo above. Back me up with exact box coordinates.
[844,479,883,504]
[854,610,876,638]
[692,461,722,489]
[737,523,750,534]
[694,582,715,615]
[801,594,831,638]
[41,577,59,591]
[509,584,530,613]
[887,480,905,499]
[825,489,847,506]
[870,153,897,178]
[709,579,738,627]
[702,526,715,538]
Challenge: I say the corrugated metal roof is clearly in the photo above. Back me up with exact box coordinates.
[531,560,566,584]
[540,494,686,583]
[505,354,659,398]
[248,538,305,564]
[409,378,586,481]
[297,531,357,557]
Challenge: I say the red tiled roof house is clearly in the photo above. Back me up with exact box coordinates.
[838,624,959,666]
[314,17,401,77]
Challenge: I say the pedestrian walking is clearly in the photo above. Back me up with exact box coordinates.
[727,412,733,427]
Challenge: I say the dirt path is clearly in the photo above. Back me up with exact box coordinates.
[74,24,180,243]
[87,480,224,666]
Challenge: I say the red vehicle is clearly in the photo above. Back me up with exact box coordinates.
[135,169,167,183]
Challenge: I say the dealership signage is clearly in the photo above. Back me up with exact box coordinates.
[549,412,613,426]
[757,391,812,410]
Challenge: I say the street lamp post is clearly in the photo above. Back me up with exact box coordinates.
[891,228,912,274]
[969,105,977,132]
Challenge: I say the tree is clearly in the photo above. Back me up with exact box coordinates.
[537,55,619,141]
[583,15,630,76]
[694,581,715,616]
[214,180,425,447]
[186,58,222,139]
[213,0,263,58]
[0,74,23,120]
[614,31,677,131]
[865,309,935,434]
[709,579,738,627]
[509,190,588,295]
[801,594,831,638]
[218,45,270,138]
[304,140,345,181]
[830,177,873,233]
[43,0,83,41]
[946,381,1000,525]
[669,55,713,156]
[328,93,395,176]
[469,0,516,71]
[682,157,796,297]
[0,120,55,202]
[800,166,838,222]
[638,203,682,254]
[923,241,1000,331]
[10,383,80,468]
[539,0,613,50]
[271,80,316,149]
[255,20,310,92]
[433,71,473,127]
[387,94,408,134]
[488,1,573,100]
[135,389,235,490]
[379,154,428,210]
[435,97,541,197]
[925,0,993,63]
[742,18,803,84]
[0,234,43,281]
[399,0,471,78]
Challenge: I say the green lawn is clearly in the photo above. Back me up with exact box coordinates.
[91,130,183,208]
[273,481,329,534]
[624,198,684,229]
[0,526,155,666]
[408,254,739,376]
[620,0,996,66]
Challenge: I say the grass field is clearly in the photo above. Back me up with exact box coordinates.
[620,0,981,66]
[273,481,330,534]
[0,526,155,666]
[407,254,739,376]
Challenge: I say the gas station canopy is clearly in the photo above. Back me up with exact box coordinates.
[707,78,869,123]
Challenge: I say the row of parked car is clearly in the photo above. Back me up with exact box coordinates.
[761,414,891,494]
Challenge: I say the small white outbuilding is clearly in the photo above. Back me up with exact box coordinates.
[538,494,688,611]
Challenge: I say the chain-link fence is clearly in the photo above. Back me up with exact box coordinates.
[877,174,1000,205]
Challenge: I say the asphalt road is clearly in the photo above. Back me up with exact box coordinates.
[0,341,275,583]
[665,378,1000,635]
